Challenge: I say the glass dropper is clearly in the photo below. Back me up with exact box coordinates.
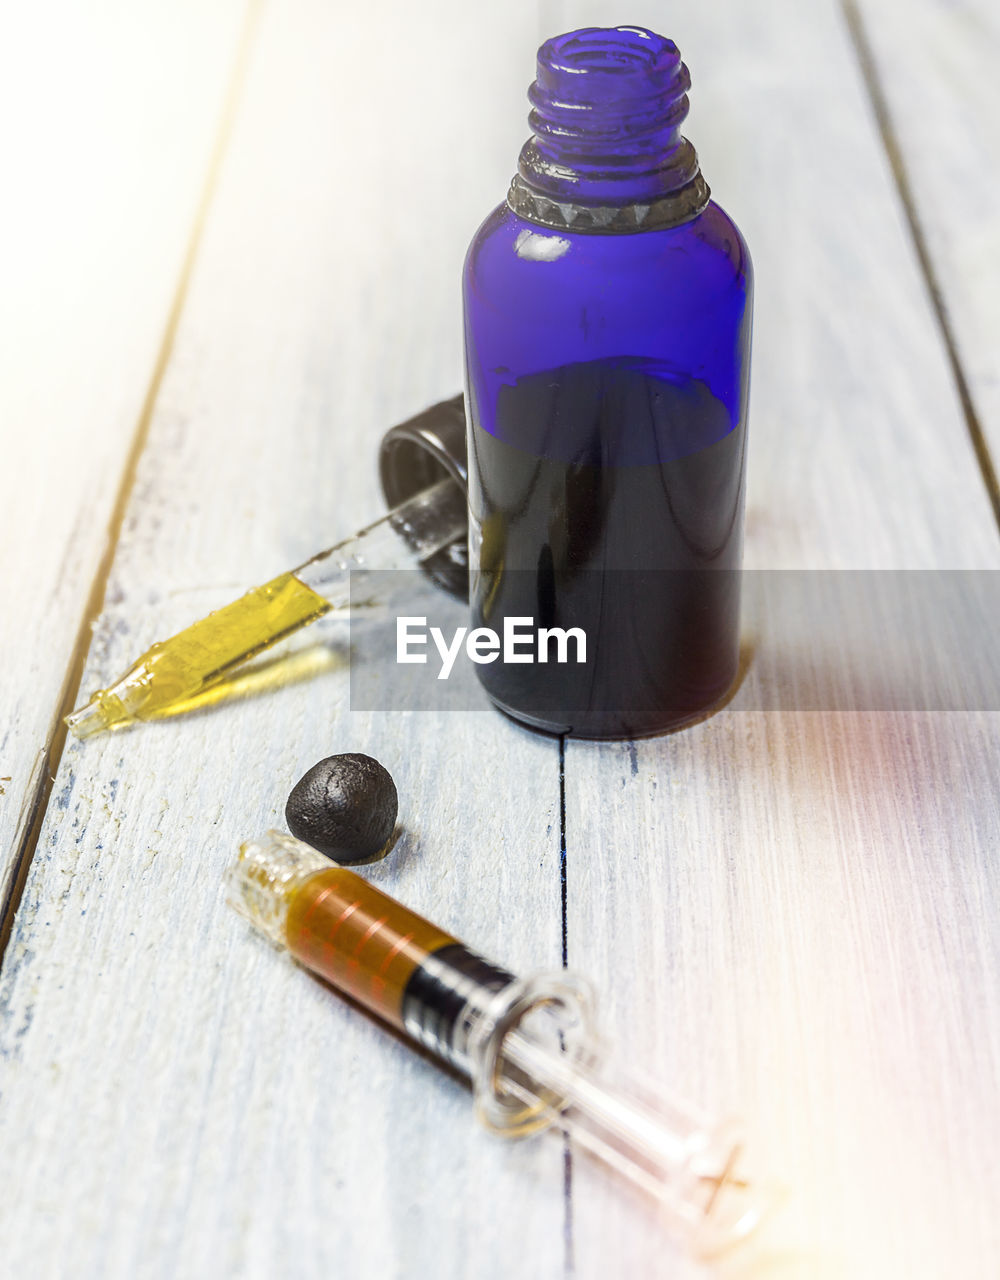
[66,478,467,738]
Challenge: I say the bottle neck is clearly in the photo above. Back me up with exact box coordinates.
[508,27,709,234]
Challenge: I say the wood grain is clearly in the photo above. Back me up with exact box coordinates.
[0,0,250,918]
[848,0,1000,498]
[0,4,566,1277]
[2,1,998,1278]
[552,1,1000,1276]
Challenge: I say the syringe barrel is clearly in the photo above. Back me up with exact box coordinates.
[226,832,515,1070]
[227,833,769,1256]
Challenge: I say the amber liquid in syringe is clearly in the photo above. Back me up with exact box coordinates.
[65,478,467,738]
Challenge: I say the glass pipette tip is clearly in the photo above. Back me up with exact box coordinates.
[226,831,776,1258]
[66,478,466,739]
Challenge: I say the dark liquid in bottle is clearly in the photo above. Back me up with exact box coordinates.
[467,358,747,738]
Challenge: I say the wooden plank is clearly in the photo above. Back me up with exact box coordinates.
[0,1,251,921]
[5,3,999,1278]
[567,712,1000,1279]
[544,0,1000,1276]
[0,3,567,1277]
[848,0,1000,502]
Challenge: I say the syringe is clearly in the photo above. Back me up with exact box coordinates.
[226,831,771,1257]
[66,477,466,739]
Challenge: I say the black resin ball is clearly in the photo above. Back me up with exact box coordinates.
[285,753,398,864]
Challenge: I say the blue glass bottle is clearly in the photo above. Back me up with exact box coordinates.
[463,27,753,738]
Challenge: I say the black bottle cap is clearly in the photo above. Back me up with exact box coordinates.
[379,394,469,600]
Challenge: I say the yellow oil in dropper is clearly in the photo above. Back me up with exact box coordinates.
[66,478,467,738]
[67,574,331,738]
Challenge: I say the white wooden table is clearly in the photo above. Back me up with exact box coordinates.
[1,2,998,1277]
